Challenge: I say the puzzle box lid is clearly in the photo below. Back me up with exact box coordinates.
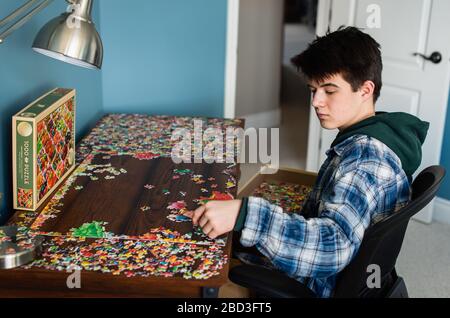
[14,88,75,121]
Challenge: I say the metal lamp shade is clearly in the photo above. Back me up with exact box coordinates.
[32,12,103,70]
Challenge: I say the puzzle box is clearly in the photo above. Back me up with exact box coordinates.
[13,88,76,211]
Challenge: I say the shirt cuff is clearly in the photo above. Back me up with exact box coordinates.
[233,197,249,232]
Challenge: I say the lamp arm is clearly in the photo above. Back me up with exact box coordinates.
[0,0,39,28]
[0,0,54,44]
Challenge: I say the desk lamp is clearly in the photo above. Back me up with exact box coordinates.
[0,0,103,70]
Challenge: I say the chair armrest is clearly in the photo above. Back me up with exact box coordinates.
[229,264,316,298]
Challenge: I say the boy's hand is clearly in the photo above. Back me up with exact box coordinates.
[183,200,242,239]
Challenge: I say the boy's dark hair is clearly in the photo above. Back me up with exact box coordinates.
[291,26,383,102]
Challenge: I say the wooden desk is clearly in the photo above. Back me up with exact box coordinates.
[0,114,243,297]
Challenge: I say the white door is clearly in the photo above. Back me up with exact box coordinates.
[224,0,284,128]
[307,0,450,223]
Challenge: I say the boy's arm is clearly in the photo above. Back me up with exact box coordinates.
[239,166,379,279]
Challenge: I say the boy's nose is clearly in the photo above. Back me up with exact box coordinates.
[311,94,326,109]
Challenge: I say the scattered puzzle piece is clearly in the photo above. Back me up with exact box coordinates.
[251,181,313,213]
[70,221,110,239]
[197,191,234,204]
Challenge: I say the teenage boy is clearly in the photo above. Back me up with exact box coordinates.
[184,26,429,298]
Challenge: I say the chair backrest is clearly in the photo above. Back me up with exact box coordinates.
[333,165,446,298]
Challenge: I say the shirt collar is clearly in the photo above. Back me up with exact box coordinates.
[326,135,362,157]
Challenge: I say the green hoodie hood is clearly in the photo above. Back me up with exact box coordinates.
[331,112,429,181]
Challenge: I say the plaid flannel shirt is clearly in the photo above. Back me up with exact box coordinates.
[240,135,411,298]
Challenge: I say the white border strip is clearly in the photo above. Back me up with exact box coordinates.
[433,197,450,225]
[224,0,240,119]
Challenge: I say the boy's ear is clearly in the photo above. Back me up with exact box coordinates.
[360,80,375,102]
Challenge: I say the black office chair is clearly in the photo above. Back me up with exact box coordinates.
[229,165,446,298]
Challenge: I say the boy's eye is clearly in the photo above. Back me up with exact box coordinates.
[325,91,336,95]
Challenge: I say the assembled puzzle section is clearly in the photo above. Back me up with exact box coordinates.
[238,166,317,213]
[13,88,76,211]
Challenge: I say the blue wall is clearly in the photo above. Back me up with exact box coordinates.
[0,0,104,223]
[98,0,227,117]
[438,89,450,200]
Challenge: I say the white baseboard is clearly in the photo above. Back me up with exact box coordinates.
[433,197,450,225]
[242,108,281,130]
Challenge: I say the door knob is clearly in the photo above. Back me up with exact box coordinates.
[413,51,442,64]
